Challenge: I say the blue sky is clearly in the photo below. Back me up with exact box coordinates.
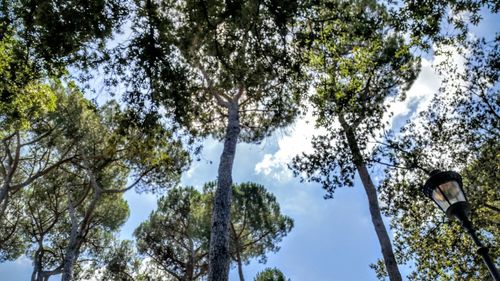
[0,8,497,281]
[125,138,399,281]
[0,59,433,280]
[0,58,436,279]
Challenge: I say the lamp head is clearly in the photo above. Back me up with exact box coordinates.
[422,170,469,219]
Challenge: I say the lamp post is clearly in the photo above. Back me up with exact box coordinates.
[422,170,500,281]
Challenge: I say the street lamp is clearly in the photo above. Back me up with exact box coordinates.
[422,170,500,281]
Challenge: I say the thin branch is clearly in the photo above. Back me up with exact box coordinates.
[466,86,500,120]
[483,203,500,213]
[234,82,246,102]
[21,127,55,147]
[14,141,75,189]
[242,230,272,249]
[102,166,156,194]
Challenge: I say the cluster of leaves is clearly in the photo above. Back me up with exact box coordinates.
[254,268,290,281]
[104,0,305,143]
[374,36,499,280]
[386,0,499,49]
[133,182,293,281]
[0,32,57,131]
[1,0,128,74]
[291,0,420,196]
[0,75,189,280]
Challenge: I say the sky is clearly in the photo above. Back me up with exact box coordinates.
[0,54,440,281]
[0,8,497,281]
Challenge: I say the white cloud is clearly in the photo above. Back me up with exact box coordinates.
[385,43,467,130]
[254,110,328,180]
[384,58,438,128]
[255,45,466,180]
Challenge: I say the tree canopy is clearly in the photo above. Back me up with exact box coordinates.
[254,267,290,281]
[374,35,499,280]
[134,182,293,281]
[0,0,498,280]
[290,0,419,279]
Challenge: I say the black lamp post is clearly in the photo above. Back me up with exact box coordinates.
[422,170,500,281]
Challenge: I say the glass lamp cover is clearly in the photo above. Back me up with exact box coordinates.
[431,180,466,212]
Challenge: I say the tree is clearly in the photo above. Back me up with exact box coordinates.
[134,187,211,281]
[23,170,129,281]
[375,36,499,280]
[93,240,143,281]
[108,1,305,280]
[207,182,293,281]
[1,0,127,75]
[0,72,75,260]
[0,0,133,215]
[254,268,289,281]
[83,239,170,281]
[1,3,191,278]
[0,0,130,217]
[56,90,189,281]
[1,81,190,280]
[290,0,420,280]
[134,182,293,281]
[386,0,499,50]
[0,189,26,261]
[0,34,70,213]
[0,0,132,213]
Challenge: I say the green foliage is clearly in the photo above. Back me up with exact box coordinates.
[54,84,190,193]
[0,76,188,279]
[254,268,289,281]
[291,0,420,196]
[204,182,294,264]
[0,33,57,131]
[387,0,498,50]
[103,0,192,127]
[93,240,142,281]
[106,0,304,142]
[134,182,293,280]
[0,0,496,279]
[376,37,499,280]
[0,80,80,261]
[134,187,211,280]
[1,0,127,74]
[24,173,130,279]
[178,0,304,142]
[0,191,27,262]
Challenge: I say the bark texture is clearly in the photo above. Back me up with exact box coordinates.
[0,187,9,214]
[0,132,20,209]
[61,195,79,281]
[207,101,240,281]
[61,181,100,281]
[0,181,10,205]
[340,115,402,281]
[236,251,245,281]
[357,163,402,281]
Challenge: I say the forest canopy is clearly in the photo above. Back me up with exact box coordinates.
[0,0,498,280]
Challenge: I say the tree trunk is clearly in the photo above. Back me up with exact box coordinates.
[236,251,245,281]
[185,238,195,281]
[0,186,9,209]
[340,115,402,281]
[357,163,402,281]
[208,101,240,281]
[0,169,13,215]
[61,194,79,281]
[60,235,78,281]
[0,132,20,208]
[31,248,42,281]
[61,186,99,281]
